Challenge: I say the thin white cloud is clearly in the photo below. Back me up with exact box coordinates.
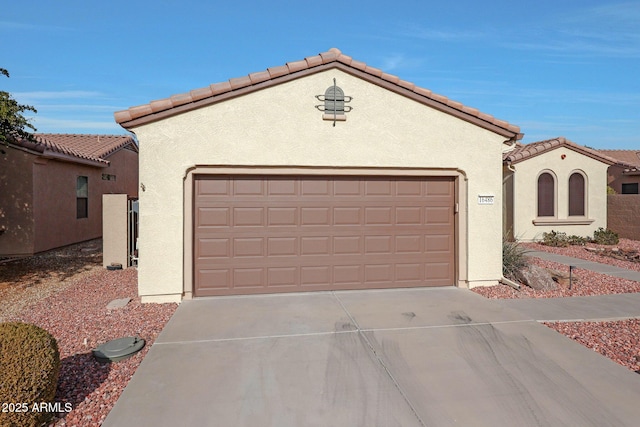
[14,91,103,101]
[31,117,121,132]
[380,53,423,71]
[505,2,640,58]
[402,26,485,41]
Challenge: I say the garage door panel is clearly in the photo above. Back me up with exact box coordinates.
[267,180,297,196]
[334,265,361,284]
[267,267,297,287]
[301,207,330,226]
[197,269,230,289]
[234,179,263,196]
[233,268,264,288]
[333,236,362,255]
[194,175,455,296]
[425,206,453,224]
[267,237,297,256]
[301,266,330,286]
[301,237,330,255]
[198,238,230,258]
[267,207,297,226]
[233,238,264,257]
[333,207,361,225]
[233,208,264,226]
[197,207,230,227]
[365,207,393,225]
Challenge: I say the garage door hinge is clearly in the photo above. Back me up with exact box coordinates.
[454,203,459,213]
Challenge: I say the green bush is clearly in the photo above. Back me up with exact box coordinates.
[503,238,529,280]
[541,230,569,247]
[593,227,619,245]
[0,322,60,427]
[567,235,590,246]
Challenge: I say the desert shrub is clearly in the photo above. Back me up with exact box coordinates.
[0,322,60,427]
[541,230,569,247]
[567,235,590,246]
[607,186,617,195]
[593,227,619,245]
[503,238,529,280]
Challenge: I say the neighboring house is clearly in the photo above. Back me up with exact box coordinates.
[114,47,522,302]
[502,137,618,242]
[597,150,640,195]
[0,133,138,257]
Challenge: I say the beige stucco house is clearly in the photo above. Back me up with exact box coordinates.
[115,47,522,303]
[0,134,138,257]
[503,137,617,242]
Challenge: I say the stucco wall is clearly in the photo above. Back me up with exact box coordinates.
[32,159,105,253]
[103,147,139,198]
[512,147,609,241]
[131,69,508,302]
[0,148,35,256]
[608,195,640,240]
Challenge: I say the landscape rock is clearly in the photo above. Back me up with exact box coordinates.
[107,297,131,310]
[515,264,558,291]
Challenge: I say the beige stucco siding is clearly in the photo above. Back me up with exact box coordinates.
[512,146,609,241]
[131,69,507,302]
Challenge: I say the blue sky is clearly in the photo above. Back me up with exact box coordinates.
[2,0,639,149]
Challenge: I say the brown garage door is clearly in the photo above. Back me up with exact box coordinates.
[194,175,455,297]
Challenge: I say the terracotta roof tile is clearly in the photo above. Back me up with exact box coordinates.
[286,60,308,73]
[229,76,252,90]
[598,149,640,167]
[114,48,521,138]
[190,87,213,102]
[305,55,323,68]
[10,134,137,166]
[210,81,232,95]
[503,137,619,166]
[267,65,289,79]
[249,70,271,85]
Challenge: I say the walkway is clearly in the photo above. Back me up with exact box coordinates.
[498,251,640,322]
[526,250,640,282]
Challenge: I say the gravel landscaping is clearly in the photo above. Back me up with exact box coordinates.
[0,240,177,426]
[472,239,640,374]
[521,238,640,272]
[2,239,639,425]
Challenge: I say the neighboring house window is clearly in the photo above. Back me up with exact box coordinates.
[77,176,88,219]
[621,183,639,194]
[568,172,586,216]
[537,172,555,217]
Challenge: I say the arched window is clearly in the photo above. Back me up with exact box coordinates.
[568,172,586,216]
[537,172,555,217]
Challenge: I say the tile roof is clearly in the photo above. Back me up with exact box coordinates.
[597,149,640,167]
[114,48,522,139]
[10,134,137,166]
[503,137,620,166]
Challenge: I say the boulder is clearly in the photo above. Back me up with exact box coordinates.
[515,265,558,291]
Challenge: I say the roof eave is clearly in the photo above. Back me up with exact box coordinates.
[115,57,521,140]
[42,150,109,168]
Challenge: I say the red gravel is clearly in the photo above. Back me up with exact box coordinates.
[4,268,177,426]
[473,256,640,299]
[521,238,640,272]
[472,244,640,374]
[545,319,640,373]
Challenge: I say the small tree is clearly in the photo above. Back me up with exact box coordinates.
[1,68,37,149]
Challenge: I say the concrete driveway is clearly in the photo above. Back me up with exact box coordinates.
[103,288,640,426]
